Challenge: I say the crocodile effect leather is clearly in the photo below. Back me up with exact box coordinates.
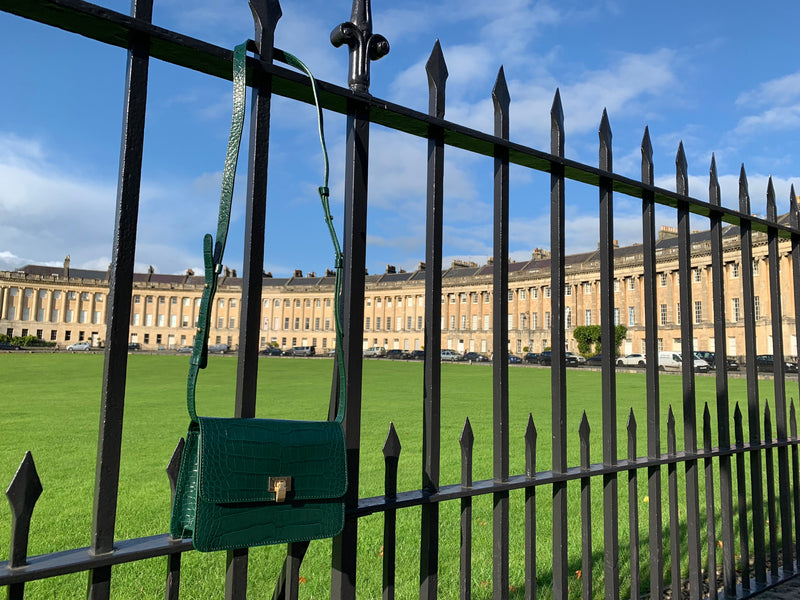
[170,42,349,553]
[170,417,346,551]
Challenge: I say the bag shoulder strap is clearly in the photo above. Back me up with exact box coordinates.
[187,43,346,425]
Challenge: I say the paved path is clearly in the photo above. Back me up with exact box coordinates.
[751,576,800,599]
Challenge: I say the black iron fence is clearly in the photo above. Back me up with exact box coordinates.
[2,1,800,599]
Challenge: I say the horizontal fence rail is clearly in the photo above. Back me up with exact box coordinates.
[2,0,800,599]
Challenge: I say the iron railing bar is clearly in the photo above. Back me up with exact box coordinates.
[640,127,664,599]
[676,143,703,599]
[765,180,795,573]
[420,39,446,600]
[739,165,766,586]
[3,436,798,586]
[598,109,620,600]
[491,66,511,600]
[0,537,192,586]
[549,89,568,600]
[88,0,152,597]
[330,98,370,600]
[708,155,737,597]
[6,1,799,242]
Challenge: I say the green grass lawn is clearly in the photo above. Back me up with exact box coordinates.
[0,354,791,598]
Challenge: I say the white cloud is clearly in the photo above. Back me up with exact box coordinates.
[736,71,800,107]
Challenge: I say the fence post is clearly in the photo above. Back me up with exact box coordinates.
[6,452,42,600]
[89,0,153,596]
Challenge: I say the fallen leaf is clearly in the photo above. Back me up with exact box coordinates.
[379,545,384,557]
[509,585,517,592]
[576,570,582,579]
[298,576,307,585]
[480,581,490,588]
[643,496,649,503]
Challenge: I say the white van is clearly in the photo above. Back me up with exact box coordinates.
[657,351,709,373]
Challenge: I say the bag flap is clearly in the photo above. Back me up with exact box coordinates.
[197,417,346,504]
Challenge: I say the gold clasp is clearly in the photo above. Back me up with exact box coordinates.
[269,476,292,503]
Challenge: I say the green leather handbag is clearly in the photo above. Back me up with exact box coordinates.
[170,42,348,552]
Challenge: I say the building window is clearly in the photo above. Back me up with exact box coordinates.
[365,317,371,330]
[68,291,76,300]
[295,299,301,307]
[65,330,71,341]
[50,330,57,341]
[284,318,290,330]
[146,296,153,304]
[565,284,572,297]
[544,287,551,299]
[132,313,139,326]
[79,310,87,324]
[585,310,591,326]
[545,312,551,329]
[295,317,300,329]
[676,303,681,325]
[613,308,620,326]
[376,298,381,307]
[628,307,635,326]
[519,289,527,300]
[315,318,320,330]
[507,290,513,302]
[417,316,423,330]
[472,293,479,304]
[230,317,236,329]
[406,316,412,330]
[660,304,667,326]
[659,273,667,287]
[584,283,591,295]
[613,280,620,293]
[509,315,514,330]
[94,311,102,324]
[375,317,381,330]
[325,318,330,331]
[472,315,478,330]
[731,298,740,322]
[449,315,456,330]
[484,315,490,330]
[182,315,190,327]
[731,263,739,278]
[532,313,538,329]
[628,278,635,291]
[304,317,310,330]
[694,301,702,324]
[450,295,455,304]
[263,299,269,307]
[275,299,281,307]
[753,261,760,276]
[532,288,538,299]
[217,317,223,328]
[461,315,467,329]
[460,293,467,303]
[754,296,761,320]
[80,292,89,301]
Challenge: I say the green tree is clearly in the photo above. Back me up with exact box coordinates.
[573,324,627,357]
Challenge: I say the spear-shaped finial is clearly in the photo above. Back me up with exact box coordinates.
[330,0,390,94]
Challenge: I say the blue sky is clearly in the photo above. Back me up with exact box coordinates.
[1,0,799,277]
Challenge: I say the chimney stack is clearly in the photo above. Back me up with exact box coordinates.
[63,255,70,278]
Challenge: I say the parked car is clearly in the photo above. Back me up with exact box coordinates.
[657,351,710,373]
[363,346,386,358]
[410,350,425,360]
[176,346,193,353]
[538,350,580,366]
[693,350,740,371]
[127,342,140,351]
[66,342,91,352]
[508,354,522,364]
[523,352,539,364]
[585,353,603,366]
[260,346,283,356]
[464,352,489,362]
[440,349,463,361]
[565,351,586,365]
[616,353,646,368]
[207,343,228,354]
[285,346,315,357]
[755,354,799,373]
[0,342,22,350]
[386,349,411,359]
